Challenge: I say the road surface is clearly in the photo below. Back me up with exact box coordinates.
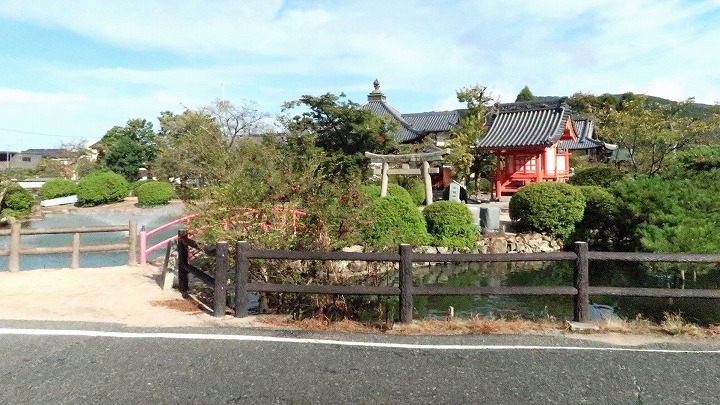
[2,320,720,404]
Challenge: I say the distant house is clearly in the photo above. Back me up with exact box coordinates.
[476,98,578,198]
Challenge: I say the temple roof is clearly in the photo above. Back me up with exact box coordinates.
[477,98,573,149]
[361,80,462,143]
[560,117,603,150]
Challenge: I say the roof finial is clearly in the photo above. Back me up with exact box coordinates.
[373,79,380,91]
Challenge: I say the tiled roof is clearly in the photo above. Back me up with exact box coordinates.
[559,118,603,150]
[21,148,72,158]
[360,80,462,143]
[402,110,462,133]
[362,100,423,143]
[477,98,572,149]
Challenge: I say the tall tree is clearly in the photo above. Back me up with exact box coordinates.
[201,99,272,148]
[447,85,494,185]
[282,93,396,180]
[154,109,227,185]
[515,85,535,102]
[98,119,158,181]
[599,97,713,175]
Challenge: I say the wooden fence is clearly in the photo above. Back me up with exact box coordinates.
[0,221,138,272]
[177,230,720,323]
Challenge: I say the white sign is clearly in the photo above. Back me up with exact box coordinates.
[449,181,461,202]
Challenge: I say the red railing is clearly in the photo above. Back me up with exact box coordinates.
[138,209,307,265]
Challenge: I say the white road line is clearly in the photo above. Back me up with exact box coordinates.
[1,327,719,354]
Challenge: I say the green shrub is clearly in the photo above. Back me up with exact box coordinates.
[131,179,157,195]
[467,178,490,194]
[135,181,175,206]
[568,166,624,188]
[77,171,130,207]
[1,183,35,218]
[405,180,427,206]
[38,178,77,200]
[573,186,619,248]
[509,182,585,240]
[423,201,478,251]
[361,194,431,250]
[360,183,413,203]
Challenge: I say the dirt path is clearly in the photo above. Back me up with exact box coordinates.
[0,264,241,327]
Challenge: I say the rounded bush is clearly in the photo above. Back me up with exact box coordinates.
[361,194,431,250]
[77,171,130,207]
[405,181,427,206]
[131,179,156,195]
[568,166,624,188]
[509,182,585,240]
[360,183,414,204]
[38,178,77,201]
[572,186,619,248]
[1,183,35,218]
[423,201,478,251]
[135,181,175,206]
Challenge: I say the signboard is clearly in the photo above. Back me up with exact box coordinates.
[448,181,461,202]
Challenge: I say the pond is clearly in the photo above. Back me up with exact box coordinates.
[416,260,720,325]
[0,205,185,271]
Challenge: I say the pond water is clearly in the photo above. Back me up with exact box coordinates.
[416,260,720,325]
[0,206,185,271]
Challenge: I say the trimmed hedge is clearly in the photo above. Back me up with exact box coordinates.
[405,180,427,206]
[77,171,130,207]
[38,178,77,201]
[1,183,35,219]
[423,201,478,251]
[361,194,431,250]
[135,181,175,206]
[509,182,585,240]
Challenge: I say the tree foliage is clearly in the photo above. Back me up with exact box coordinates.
[447,85,494,185]
[282,93,397,180]
[515,85,535,102]
[98,119,158,181]
[599,96,714,175]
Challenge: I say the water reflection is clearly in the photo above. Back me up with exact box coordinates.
[418,260,720,325]
[0,206,184,271]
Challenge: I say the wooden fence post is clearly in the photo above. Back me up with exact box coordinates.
[574,241,590,322]
[177,229,189,293]
[71,233,80,269]
[234,241,250,318]
[213,241,228,317]
[128,220,137,265]
[9,222,20,272]
[399,243,413,323]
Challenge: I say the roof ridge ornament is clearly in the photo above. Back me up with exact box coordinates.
[373,79,381,92]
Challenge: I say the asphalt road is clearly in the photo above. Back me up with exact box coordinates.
[2,320,720,404]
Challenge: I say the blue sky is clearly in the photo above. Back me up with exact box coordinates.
[1,0,719,151]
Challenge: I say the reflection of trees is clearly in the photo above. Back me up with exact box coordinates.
[416,260,720,324]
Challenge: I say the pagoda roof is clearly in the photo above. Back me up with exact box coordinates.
[361,80,462,143]
[560,117,604,150]
[477,98,573,149]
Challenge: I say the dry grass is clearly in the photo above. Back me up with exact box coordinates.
[256,312,720,338]
[150,299,203,314]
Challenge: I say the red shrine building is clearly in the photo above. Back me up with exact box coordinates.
[476,99,578,198]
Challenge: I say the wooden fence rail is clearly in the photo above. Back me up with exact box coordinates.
[0,221,137,272]
[176,230,720,323]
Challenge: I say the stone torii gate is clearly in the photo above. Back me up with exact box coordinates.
[365,150,448,205]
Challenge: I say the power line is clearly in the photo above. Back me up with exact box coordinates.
[0,127,86,138]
